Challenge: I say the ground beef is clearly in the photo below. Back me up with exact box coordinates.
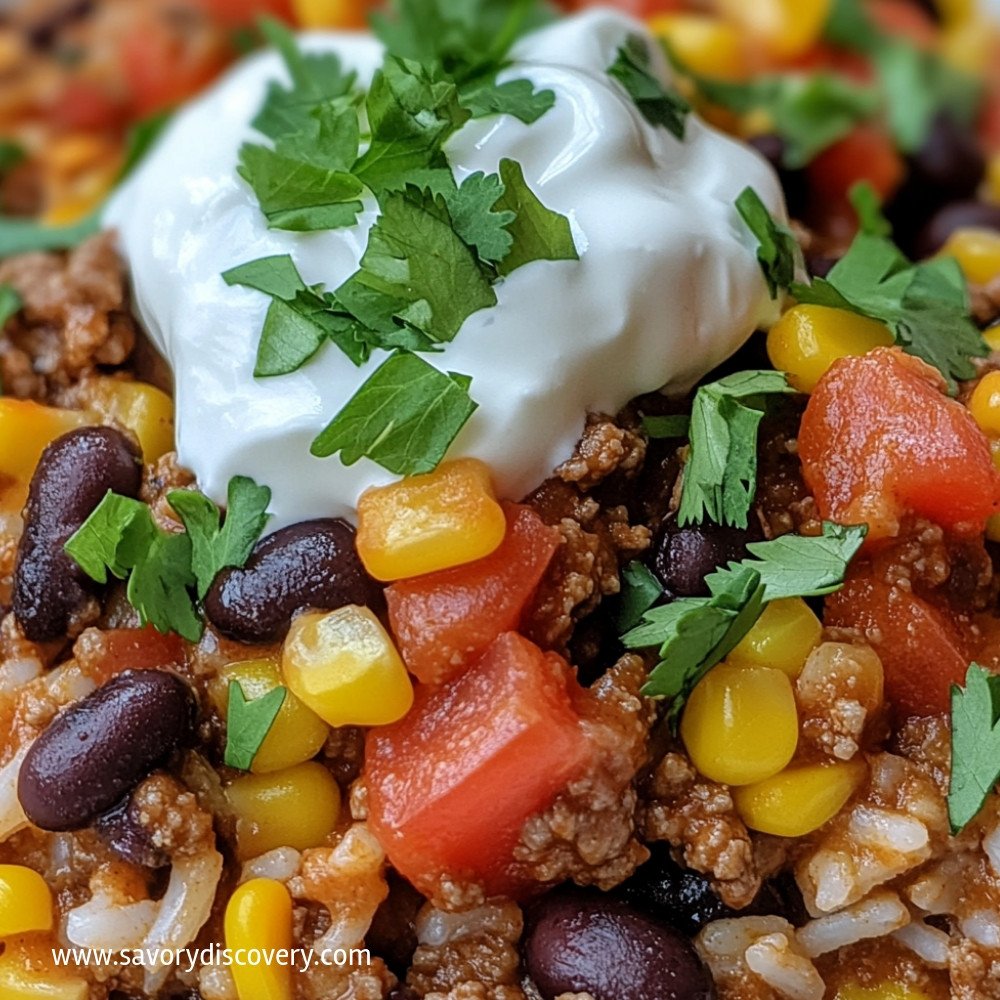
[131,772,215,859]
[971,276,1000,328]
[554,413,646,491]
[522,478,649,653]
[642,752,762,909]
[513,655,655,891]
[323,725,366,786]
[949,939,1000,1000]
[0,232,136,400]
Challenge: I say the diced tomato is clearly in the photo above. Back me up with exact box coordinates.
[74,627,186,685]
[365,632,593,898]
[799,348,1000,542]
[773,43,873,81]
[825,558,971,717]
[190,0,294,26]
[386,503,560,686]
[50,79,128,131]
[980,88,1000,154]
[807,125,905,205]
[866,0,937,48]
[120,8,230,117]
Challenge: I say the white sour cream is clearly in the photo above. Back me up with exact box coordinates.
[106,9,785,527]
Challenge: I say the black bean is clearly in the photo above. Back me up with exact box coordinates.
[910,113,985,205]
[652,513,763,599]
[94,792,170,869]
[916,200,1000,259]
[805,252,840,279]
[18,669,198,832]
[523,889,714,1000]
[204,519,382,644]
[615,843,797,935]
[13,426,142,643]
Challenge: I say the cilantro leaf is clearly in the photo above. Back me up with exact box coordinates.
[493,159,577,276]
[460,77,556,123]
[225,681,287,771]
[127,532,202,642]
[849,180,892,237]
[678,370,795,529]
[736,186,799,299]
[608,34,690,139]
[336,185,497,343]
[0,140,24,178]
[642,414,690,439]
[311,350,477,474]
[616,560,664,632]
[168,476,272,599]
[792,232,987,392]
[949,663,1000,833]
[64,492,159,584]
[443,171,515,264]
[0,284,21,329]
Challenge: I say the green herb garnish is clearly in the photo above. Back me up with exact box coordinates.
[64,477,272,640]
[642,414,691,439]
[622,522,866,710]
[677,370,795,529]
[949,663,1000,833]
[849,180,892,237]
[0,284,21,330]
[225,681,287,771]
[0,140,25,178]
[736,186,800,299]
[608,34,690,138]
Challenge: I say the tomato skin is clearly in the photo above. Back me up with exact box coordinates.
[807,125,905,205]
[799,348,1000,542]
[365,632,593,899]
[386,503,560,685]
[867,0,937,48]
[825,559,971,717]
[75,627,186,685]
[50,79,128,131]
[980,88,1000,154]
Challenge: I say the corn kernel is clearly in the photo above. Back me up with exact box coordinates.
[937,0,976,28]
[648,14,747,81]
[227,761,340,860]
[726,598,822,678]
[835,984,933,1000]
[0,936,88,1000]
[681,663,799,786]
[712,0,832,60]
[80,377,175,463]
[986,324,1000,353]
[0,867,53,938]
[0,400,90,513]
[225,878,293,1000]
[938,228,1000,286]
[970,371,1000,438]
[767,304,893,394]
[733,758,867,837]
[219,658,329,774]
[988,154,1000,206]
[282,606,414,727]
[941,18,998,74]
[356,458,506,581]
[292,0,366,28]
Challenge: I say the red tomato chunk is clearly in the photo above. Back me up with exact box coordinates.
[365,632,593,899]
[799,348,1000,542]
[386,503,560,686]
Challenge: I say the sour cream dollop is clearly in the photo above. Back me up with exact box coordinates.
[106,9,785,527]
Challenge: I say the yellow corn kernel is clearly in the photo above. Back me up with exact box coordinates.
[941,18,998,74]
[937,0,976,28]
[0,936,88,1000]
[767,304,894,394]
[648,15,747,81]
[726,598,822,678]
[733,758,867,837]
[988,154,1000,206]
[220,658,329,774]
[938,228,1000,287]
[835,984,933,1000]
[681,663,799,786]
[0,867,53,938]
[225,878,293,1000]
[227,761,340,860]
[292,0,365,28]
[80,378,175,463]
[0,399,90,512]
[712,0,832,60]
[971,371,1000,438]
[986,324,1000,353]
[356,458,506,581]
[282,606,414,728]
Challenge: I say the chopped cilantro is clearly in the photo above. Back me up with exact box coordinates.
[849,180,891,237]
[616,561,664,632]
[608,34,690,138]
[0,284,21,330]
[225,681,287,771]
[677,370,795,529]
[736,186,800,299]
[310,351,478,475]
[642,414,690,439]
[64,477,272,640]
[0,140,24,178]
[623,522,865,710]
[949,663,1000,833]
[459,77,555,124]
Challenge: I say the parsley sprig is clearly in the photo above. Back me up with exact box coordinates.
[621,522,866,712]
[608,35,690,139]
[64,476,272,641]
[949,663,1000,834]
[225,681,287,771]
[229,8,578,476]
